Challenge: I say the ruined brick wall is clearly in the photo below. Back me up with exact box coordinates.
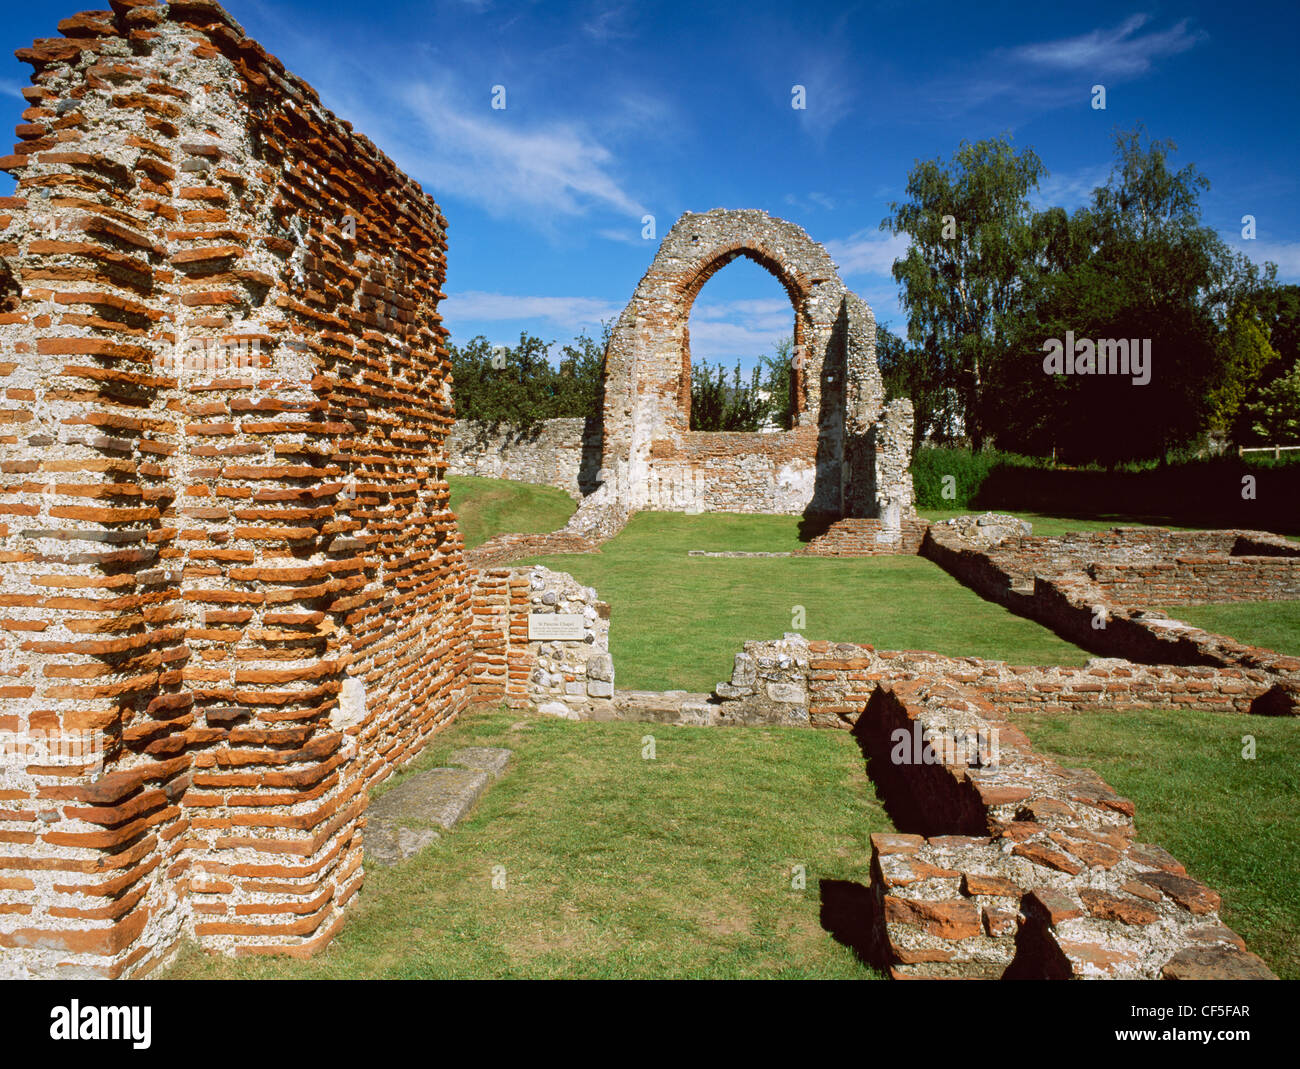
[708,636,1287,730]
[955,527,1300,605]
[1087,556,1300,605]
[796,516,930,557]
[447,417,600,500]
[861,681,1275,980]
[0,1,478,977]
[921,524,1300,673]
[465,569,528,708]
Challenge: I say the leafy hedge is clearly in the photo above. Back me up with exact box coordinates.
[914,447,1300,533]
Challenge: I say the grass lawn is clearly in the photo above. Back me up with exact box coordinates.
[1154,601,1300,657]
[444,473,1294,550]
[449,475,576,549]
[167,708,888,979]
[1006,707,1300,980]
[519,511,1092,691]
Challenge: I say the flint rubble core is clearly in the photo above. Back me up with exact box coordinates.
[0,1,1292,981]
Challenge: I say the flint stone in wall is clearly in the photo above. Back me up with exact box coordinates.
[448,418,597,499]
[331,677,367,730]
[766,682,807,704]
[733,653,757,686]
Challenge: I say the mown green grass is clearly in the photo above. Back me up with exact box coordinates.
[1006,707,1300,979]
[168,709,888,979]
[1154,601,1300,657]
[519,511,1092,691]
[448,475,576,549]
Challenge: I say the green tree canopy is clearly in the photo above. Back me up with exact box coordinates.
[987,125,1276,464]
[881,135,1047,450]
[448,326,607,428]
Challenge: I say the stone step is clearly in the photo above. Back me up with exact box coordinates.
[365,754,512,867]
[450,746,512,778]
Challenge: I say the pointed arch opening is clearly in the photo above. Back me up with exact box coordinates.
[680,250,805,432]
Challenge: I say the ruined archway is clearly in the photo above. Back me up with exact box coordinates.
[593,209,906,518]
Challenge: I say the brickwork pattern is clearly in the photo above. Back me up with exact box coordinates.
[861,682,1276,979]
[0,0,480,977]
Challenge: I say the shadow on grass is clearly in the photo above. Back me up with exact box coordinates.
[818,877,878,968]
[796,510,839,543]
[973,460,1300,536]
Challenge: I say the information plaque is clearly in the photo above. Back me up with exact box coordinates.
[527,613,586,641]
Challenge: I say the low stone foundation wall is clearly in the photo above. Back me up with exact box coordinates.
[703,635,1291,730]
[859,681,1275,979]
[921,523,1300,677]
[934,525,1300,607]
[1089,555,1300,604]
[465,531,601,568]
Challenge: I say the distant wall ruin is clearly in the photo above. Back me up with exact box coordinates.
[448,417,601,499]
[450,210,917,539]
[594,208,911,519]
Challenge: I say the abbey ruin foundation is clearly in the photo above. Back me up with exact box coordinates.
[0,1,1292,982]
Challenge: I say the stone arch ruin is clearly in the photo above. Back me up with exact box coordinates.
[590,209,914,520]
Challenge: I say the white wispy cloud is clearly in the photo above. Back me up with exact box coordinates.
[1032,163,1112,210]
[783,192,838,212]
[1009,14,1207,77]
[692,296,792,328]
[688,319,787,359]
[0,78,28,100]
[825,230,910,277]
[1235,240,1300,280]
[441,291,622,332]
[582,2,637,42]
[401,82,646,221]
[225,1,649,230]
[912,15,1207,121]
[681,297,791,364]
[597,227,651,246]
[790,57,855,143]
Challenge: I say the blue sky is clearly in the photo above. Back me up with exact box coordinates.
[4,1,1298,371]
